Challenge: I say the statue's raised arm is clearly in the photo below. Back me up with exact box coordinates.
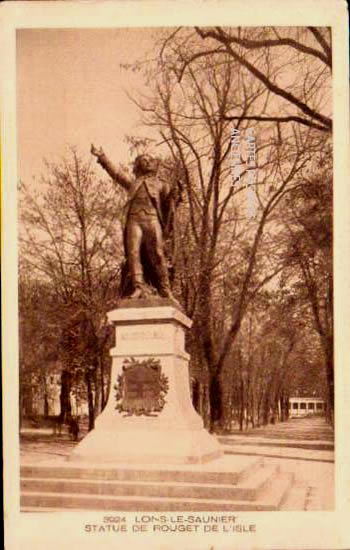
[91,144,131,191]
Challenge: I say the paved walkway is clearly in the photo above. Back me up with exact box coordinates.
[219,416,334,510]
[219,415,334,455]
[220,414,333,442]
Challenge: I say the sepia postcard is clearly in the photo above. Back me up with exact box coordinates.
[1,1,350,549]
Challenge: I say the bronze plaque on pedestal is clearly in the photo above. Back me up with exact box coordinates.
[114,357,169,416]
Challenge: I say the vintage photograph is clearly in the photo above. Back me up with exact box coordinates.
[16,25,335,516]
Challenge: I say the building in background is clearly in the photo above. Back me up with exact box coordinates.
[289,396,326,417]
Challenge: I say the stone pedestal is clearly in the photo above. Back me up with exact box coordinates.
[70,302,222,464]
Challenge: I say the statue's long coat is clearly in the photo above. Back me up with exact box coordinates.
[120,171,178,297]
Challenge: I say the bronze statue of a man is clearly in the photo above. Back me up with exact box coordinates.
[91,145,179,303]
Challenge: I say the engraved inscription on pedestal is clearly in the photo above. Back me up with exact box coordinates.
[114,357,169,417]
[116,325,172,355]
[120,328,168,341]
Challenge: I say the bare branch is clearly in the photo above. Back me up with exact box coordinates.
[194,27,332,132]
[307,27,332,66]
[223,114,329,133]
[195,26,331,68]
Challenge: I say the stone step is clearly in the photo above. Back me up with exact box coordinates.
[280,482,308,511]
[220,437,334,452]
[20,455,262,486]
[254,471,294,510]
[21,464,278,502]
[20,472,293,512]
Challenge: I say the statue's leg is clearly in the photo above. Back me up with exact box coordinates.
[144,219,177,301]
[125,218,144,296]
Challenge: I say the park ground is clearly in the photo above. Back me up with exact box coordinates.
[20,415,334,511]
[218,415,334,510]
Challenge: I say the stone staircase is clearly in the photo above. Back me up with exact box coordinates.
[20,455,294,512]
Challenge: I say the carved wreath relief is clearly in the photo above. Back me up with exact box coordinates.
[114,357,169,416]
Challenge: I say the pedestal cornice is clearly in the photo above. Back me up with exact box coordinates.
[107,305,193,329]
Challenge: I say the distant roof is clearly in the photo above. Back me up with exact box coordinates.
[289,396,325,400]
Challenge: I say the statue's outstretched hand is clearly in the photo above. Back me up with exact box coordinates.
[91,144,104,157]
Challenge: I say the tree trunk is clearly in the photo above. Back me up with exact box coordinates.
[250,397,255,428]
[44,392,49,418]
[281,395,289,421]
[93,364,101,417]
[85,370,95,431]
[322,338,334,424]
[262,393,270,425]
[209,373,223,432]
[239,379,245,432]
[325,358,334,424]
[60,369,72,423]
[286,399,290,420]
[203,384,211,430]
[100,357,107,410]
[257,396,262,427]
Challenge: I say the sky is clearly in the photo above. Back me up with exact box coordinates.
[16,27,332,194]
[17,28,164,184]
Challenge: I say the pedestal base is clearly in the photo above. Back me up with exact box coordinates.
[70,304,222,464]
[70,426,220,465]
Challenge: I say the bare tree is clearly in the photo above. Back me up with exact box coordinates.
[124,28,329,428]
[19,149,124,429]
[281,144,333,419]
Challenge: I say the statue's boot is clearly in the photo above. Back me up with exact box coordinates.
[129,272,145,299]
[129,286,143,299]
[157,268,182,309]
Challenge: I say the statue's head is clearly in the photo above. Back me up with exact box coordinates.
[133,154,158,177]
